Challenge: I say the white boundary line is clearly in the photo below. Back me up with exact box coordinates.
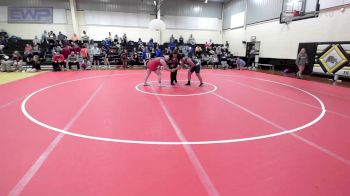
[227,79,350,120]
[135,80,218,97]
[9,79,108,196]
[155,93,220,196]
[212,92,350,166]
[20,73,326,145]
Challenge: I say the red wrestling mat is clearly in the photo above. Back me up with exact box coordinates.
[0,69,349,196]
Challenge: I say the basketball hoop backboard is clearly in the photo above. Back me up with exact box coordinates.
[280,0,320,24]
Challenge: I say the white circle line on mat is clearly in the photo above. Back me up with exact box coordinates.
[135,80,217,97]
[21,73,326,145]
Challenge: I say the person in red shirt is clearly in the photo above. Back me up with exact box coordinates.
[52,52,65,71]
[61,45,70,60]
[72,43,80,54]
[144,56,172,86]
[80,45,88,59]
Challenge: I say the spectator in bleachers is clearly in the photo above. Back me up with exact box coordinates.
[26,55,41,72]
[33,43,41,56]
[81,30,89,44]
[47,31,56,52]
[24,44,33,60]
[102,38,111,50]
[179,35,184,45]
[205,42,209,51]
[150,48,156,59]
[137,38,143,50]
[168,41,176,52]
[61,45,71,60]
[0,45,4,54]
[120,49,128,69]
[41,30,48,44]
[52,52,65,71]
[195,45,202,57]
[72,43,80,54]
[1,55,12,72]
[101,48,110,69]
[208,39,214,48]
[216,45,222,64]
[0,29,9,40]
[48,31,56,43]
[236,56,246,70]
[11,51,25,71]
[33,36,40,46]
[81,58,91,70]
[108,32,112,41]
[0,37,6,49]
[52,45,63,55]
[80,45,88,60]
[57,32,66,43]
[114,34,119,44]
[66,51,80,70]
[170,34,175,43]
[210,53,219,69]
[141,46,147,68]
[130,48,139,66]
[187,34,196,45]
[122,33,127,46]
[91,44,101,68]
[71,33,79,43]
[156,47,162,57]
[163,48,171,56]
[148,38,154,50]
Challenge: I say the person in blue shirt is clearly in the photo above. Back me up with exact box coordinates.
[156,47,162,57]
[148,38,154,50]
[142,47,147,69]
[236,57,246,70]
[168,41,176,52]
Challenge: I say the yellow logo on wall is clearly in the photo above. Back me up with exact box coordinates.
[319,44,348,74]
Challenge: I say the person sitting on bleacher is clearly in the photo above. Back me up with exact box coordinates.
[66,51,80,70]
[26,55,41,72]
[57,32,67,43]
[187,34,196,45]
[24,44,33,61]
[179,35,184,45]
[168,41,176,52]
[156,47,162,57]
[33,43,41,56]
[130,48,139,66]
[195,45,202,58]
[10,51,25,72]
[148,38,154,50]
[71,43,80,54]
[33,36,41,46]
[52,52,65,71]
[102,38,112,50]
[0,29,9,41]
[61,45,71,60]
[81,57,91,70]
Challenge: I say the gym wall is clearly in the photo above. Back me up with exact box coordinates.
[0,0,223,44]
[223,0,350,59]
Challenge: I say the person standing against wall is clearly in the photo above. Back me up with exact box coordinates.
[295,48,308,79]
